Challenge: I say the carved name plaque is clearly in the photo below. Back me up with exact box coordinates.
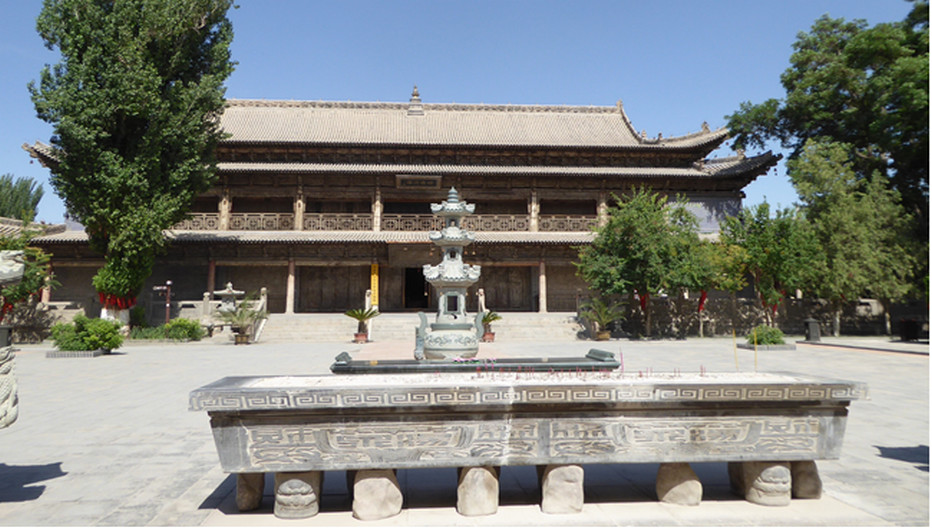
[191,372,865,473]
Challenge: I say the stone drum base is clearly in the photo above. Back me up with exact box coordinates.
[236,460,826,519]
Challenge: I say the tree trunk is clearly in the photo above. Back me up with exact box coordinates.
[880,299,892,335]
[832,307,841,337]
[645,301,652,338]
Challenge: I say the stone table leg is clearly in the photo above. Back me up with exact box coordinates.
[457,466,500,516]
[539,464,584,514]
[352,469,403,521]
[728,461,791,506]
[236,473,265,511]
[273,471,323,519]
[791,460,822,499]
[656,463,702,506]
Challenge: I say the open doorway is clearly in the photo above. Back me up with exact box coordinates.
[404,268,429,309]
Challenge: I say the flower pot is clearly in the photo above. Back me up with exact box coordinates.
[234,333,250,345]
[594,330,611,341]
[481,331,495,343]
[353,332,368,344]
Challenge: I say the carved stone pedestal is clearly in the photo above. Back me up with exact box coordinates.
[457,466,500,516]
[656,463,702,505]
[273,471,322,519]
[539,464,584,514]
[352,469,403,521]
[728,461,791,506]
[236,473,265,511]
[791,460,822,499]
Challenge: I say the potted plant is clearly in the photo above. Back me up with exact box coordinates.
[345,307,380,343]
[580,298,623,341]
[216,298,267,345]
[481,311,502,342]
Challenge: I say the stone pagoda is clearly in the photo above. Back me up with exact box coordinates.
[416,188,483,360]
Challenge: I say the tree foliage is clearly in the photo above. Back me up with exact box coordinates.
[726,2,928,244]
[720,202,823,326]
[0,230,57,324]
[787,138,914,334]
[0,174,44,223]
[29,0,235,307]
[576,188,701,335]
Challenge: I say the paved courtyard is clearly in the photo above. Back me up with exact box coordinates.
[0,334,927,526]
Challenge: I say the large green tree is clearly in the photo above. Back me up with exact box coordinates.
[29,0,234,312]
[720,203,823,327]
[726,1,928,258]
[788,138,914,335]
[0,174,44,223]
[576,188,700,337]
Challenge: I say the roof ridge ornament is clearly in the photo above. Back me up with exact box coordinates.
[408,85,424,116]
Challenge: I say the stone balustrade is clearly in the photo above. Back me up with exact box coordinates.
[539,214,598,231]
[302,213,372,231]
[190,370,865,520]
[174,212,599,232]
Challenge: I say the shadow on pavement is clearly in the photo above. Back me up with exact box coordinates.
[875,444,929,472]
[0,462,67,502]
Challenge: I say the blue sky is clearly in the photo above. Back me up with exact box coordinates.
[0,0,915,223]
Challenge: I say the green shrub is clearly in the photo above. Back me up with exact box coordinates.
[165,318,205,341]
[129,326,165,340]
[50,321,84,350]
[128,318,205,341]
[51,314,123,351]
[747,324,785,345]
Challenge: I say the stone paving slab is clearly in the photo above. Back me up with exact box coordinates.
[0,335,927,526]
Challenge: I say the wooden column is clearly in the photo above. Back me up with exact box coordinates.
[294,187,305,231]
[207,259,216,295]
[285,258,296,314]
[369,262,380,309]
[597,192,608,227]
[529,191,539,232]
[219,188,232,231]
[538,261,547,313]
[372,189,382,232]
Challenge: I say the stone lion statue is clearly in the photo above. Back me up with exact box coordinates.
[0,250,25,429]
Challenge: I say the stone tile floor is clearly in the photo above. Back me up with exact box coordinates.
[0,335,927,526]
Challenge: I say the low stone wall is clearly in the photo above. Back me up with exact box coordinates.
[191,371,866,519]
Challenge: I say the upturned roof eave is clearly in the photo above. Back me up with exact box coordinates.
[217,129,729,153]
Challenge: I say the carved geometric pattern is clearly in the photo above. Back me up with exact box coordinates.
[539,215,598,232]
[381,215,442,231]
[174,213,221,230]
[232,414,832,472]
[190,377,865,412]
[303,214,373,231]
[229,213,294,230]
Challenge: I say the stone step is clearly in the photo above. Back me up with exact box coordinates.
[259,313,583,343]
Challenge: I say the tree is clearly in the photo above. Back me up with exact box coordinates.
[29,0,235,315]
[787,138,914,335]
[703,240,750,334]
[576,188,700,337]
[0,230,57,325]
[720,203,823,327]
[0,174,44,223]
[726,2,929,278]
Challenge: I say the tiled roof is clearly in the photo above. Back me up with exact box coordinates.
[220,99,728,150]
[31,229,595,246]
[218,161,707,178]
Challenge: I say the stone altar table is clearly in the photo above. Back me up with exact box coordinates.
[190,371,865,519]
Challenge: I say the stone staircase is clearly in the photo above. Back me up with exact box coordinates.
[258,312,584,343]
